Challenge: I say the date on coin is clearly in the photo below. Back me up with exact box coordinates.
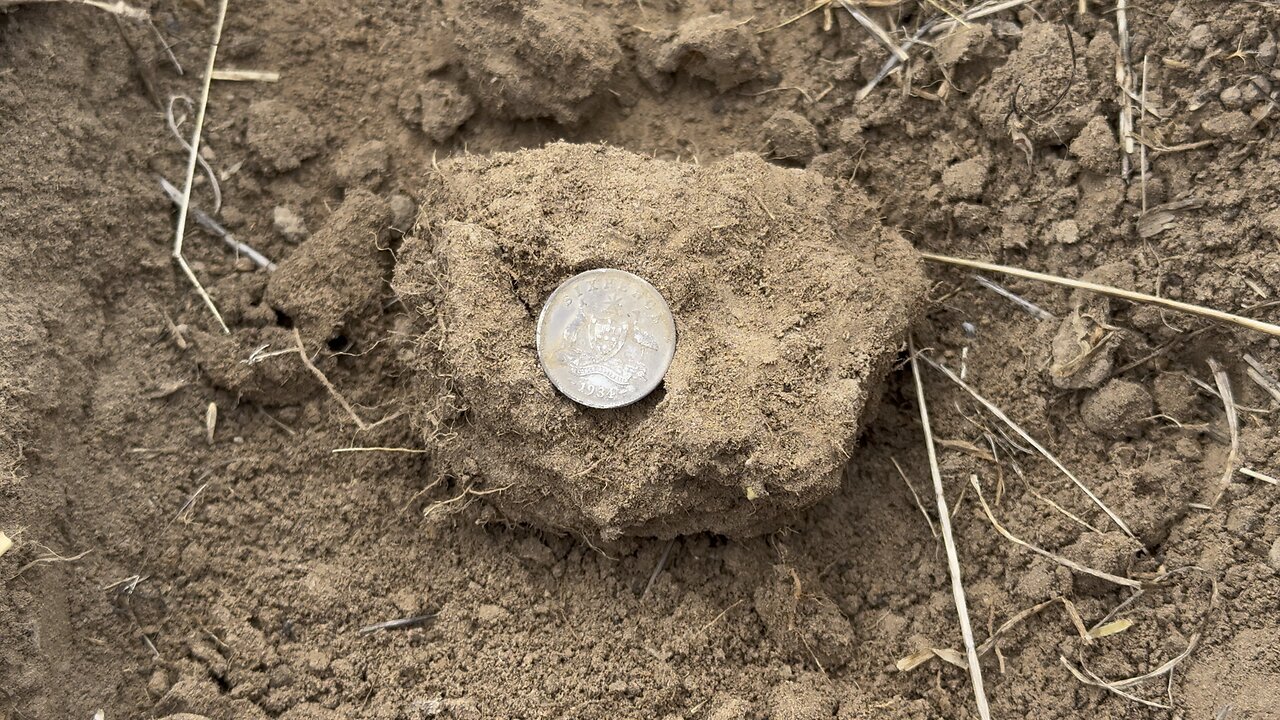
[536,269,676,408]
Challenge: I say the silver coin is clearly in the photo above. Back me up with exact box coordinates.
[536,269,676,409]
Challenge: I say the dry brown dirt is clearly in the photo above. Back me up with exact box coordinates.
[3,1,1280,719]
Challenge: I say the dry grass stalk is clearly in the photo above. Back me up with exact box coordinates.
[921,253,1280,338]
[1025,482,1103,535]
[1204,359,1240,507]
[293,328,370,431]
[1243,353,1280,403]
[12,546,93,579]
[970,475,1142,589]
[641,538,676,600]
[856,0,1035,101]
[757,0,903,34]
[331,446,429,454]
[1239,467,1278,485]
[165,97,222,214]
[972,274,1055,320]
[837,0,909,61]
[891,456,939,538]
[1139,55,1149,213]
[907,338,991,720]
[898,595,1093,672]
[1061,578,1219,709]
[210,69,281,82]
[0,0,148,19]
[1088,618,1133,639]
[695,599,745,637]
[1115,0,1135,178]
[1187,375,1270,416]
[922,354,1140,544]
[172,0,231,334]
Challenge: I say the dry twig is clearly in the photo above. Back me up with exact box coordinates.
[972,274,1055,320]
[358,614,436,635]
[159,177,276,270]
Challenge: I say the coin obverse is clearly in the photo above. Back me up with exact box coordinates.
[536,269,677,408]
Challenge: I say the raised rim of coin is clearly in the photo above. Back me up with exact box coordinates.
[535,268,677,409]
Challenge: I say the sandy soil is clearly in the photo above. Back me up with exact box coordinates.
[2,1,1279,718]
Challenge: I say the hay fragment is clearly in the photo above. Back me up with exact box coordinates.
[210,69,280,82]
[970,476,1142,589]
[1203,359,1240,507]
[907,339,990,720]
[1087,618,1133,639]
[0,0,147,19]
[921,253,1280,338]
[171,0,231,333]
[923,354,1139,545]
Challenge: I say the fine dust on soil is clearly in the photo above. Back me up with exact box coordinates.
[1,1,1279,719]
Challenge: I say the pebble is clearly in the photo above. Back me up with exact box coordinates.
[1051,219,1080,245]
[1201,110,1253,141]
[474,603,510,626]
[940,156,989,201]
[762,110,819,163]
[1187,24,1214,51]
[333,140,389,189]
[389,194,416,234]
[1268,537,1280,572]
[273,206,309,242]
[1220,85,1245,110]
[399,80,476,143]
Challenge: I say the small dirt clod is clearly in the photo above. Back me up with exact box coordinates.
[1081,378,1154,439]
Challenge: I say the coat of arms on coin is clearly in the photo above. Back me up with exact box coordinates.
[536,269,676,408]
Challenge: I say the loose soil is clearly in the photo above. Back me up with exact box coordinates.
[2,1,1280,719]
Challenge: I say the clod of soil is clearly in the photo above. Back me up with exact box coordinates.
[448,0,622,123]
[393,142,927,539]
[397,79,476,142]
[1081,378,1154,439]
[641,12,765,92]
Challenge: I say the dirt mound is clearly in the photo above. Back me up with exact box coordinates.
[447,0,622,123]
[393,142,927,539]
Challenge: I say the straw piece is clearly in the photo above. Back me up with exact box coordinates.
[907,338,991,720]
[922,354,1140,545]
[920,253,1280,338]
[970,476,1142,589]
